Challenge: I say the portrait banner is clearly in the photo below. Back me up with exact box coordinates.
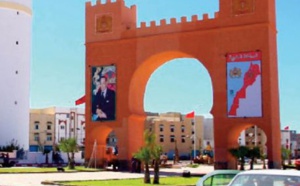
[91,65,116,121]
[227,51,262,118]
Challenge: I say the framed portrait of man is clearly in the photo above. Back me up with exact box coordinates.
[91,65,116,121]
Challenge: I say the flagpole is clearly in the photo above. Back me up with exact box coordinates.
[193,114,196,159]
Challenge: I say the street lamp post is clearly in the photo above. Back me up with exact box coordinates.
[192,119,196,159]
[174,139,179,164]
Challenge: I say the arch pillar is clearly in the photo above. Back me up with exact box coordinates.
[127,114,146,159]
[213,118,243,170]
[261,124,281,168]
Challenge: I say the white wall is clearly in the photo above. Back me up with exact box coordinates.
[19,151,85,164]
[0,0,31,149]
[1,0,31,8]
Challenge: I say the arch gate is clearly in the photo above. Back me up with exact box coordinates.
[85,0,281,169]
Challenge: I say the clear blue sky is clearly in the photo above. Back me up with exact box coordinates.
[31,0,299,131]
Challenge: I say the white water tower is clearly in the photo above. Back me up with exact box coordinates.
[0,0,32,149]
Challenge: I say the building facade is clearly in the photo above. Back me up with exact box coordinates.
[0,0,32,149]
[244,126,266,148]
[29,107,85,152]
[145,112,205,159]
[281,129,297,157]
[203,118,214,149]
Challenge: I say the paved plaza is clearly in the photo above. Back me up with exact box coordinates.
[0,162,269,186]
[0,164,214,186]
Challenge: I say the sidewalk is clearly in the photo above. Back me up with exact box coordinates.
[0,162,271,186]
[0,164,214,186]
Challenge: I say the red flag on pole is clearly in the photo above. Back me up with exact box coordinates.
[284,126,289,130]
[75,95,85,105]
[186,111,195,118]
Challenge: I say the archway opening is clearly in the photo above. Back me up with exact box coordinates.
[144,58,213,161]
[236,125,267,169]
[106,130,118,152]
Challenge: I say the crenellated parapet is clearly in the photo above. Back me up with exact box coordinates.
[86,0,275,42]
[138,12,219,29]
[86,0,136,9]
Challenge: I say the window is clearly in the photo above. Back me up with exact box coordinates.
[60,125,65,130]
[170,135,175,143]
[34,121,39,130]
[192,130,195,135]
[34,133,39,141]
[181,125,185,133]
[159,135,164,143]
[181,135,186,143]
[46,133,52,141]
[71,128,74,132]
[47,122,52,130]
[60,137,65,142]
[192,140,195,144]
[191,120,194,125]
[159,124,164,132]
[203,174,237,186]
[170,125,175,133]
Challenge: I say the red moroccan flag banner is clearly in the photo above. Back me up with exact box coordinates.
[75,95,85,105]
[186,111,195,118]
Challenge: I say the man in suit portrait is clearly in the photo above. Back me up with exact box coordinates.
[92,76,116,121]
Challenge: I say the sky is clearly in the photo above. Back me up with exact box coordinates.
[31,0,300,131]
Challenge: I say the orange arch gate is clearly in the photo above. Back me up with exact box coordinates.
[84,0,281,169]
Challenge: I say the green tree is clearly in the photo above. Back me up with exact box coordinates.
[134,130,162,184]
[150,140,163,184]
[246,146,261,170]
[134,146,151,184]
[59,138,78,169]
[43,149,51,164]
[281,147,291,167]
[229,146,249,170]
[261,153,267,169]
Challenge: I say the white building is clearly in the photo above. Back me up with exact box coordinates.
[281,129,297,157]
[0,0,32,149]
[55,107,85,147]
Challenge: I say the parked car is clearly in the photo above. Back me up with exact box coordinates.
[196,170,240,186]
[228,169,300,186]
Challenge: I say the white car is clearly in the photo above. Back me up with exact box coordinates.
[228,169,300,186]
[196,170,240,186]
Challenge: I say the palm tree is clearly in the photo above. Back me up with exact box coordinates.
[229,146,249,170]
[247,146,261,170]
[43,149,50,164]
[261,153,267,169]
[134,146,151,184]
[134,130,162,184]
[59,138,78,169]
[152,144,163,184]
